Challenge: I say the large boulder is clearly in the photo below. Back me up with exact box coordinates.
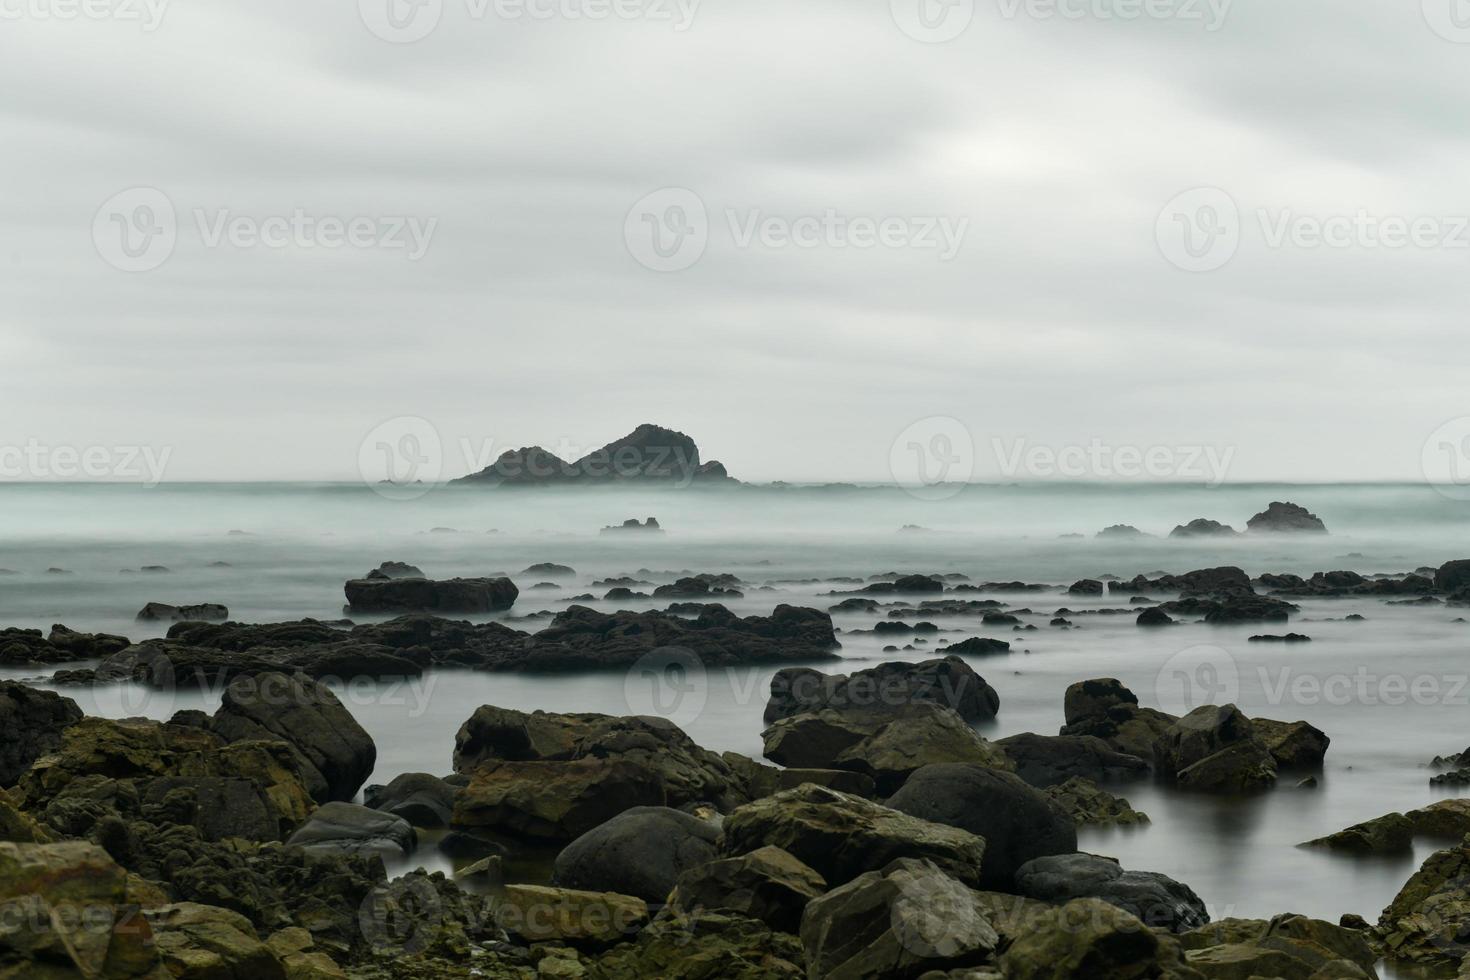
[343,576,518,613]
[1059,678,1175,763]
[1014,852,1209,933]
[1251,717,1329,770]
[362,772,459,828]
[284,801,416,858]
[1247,501,1328,533]
[451,706,742,840]
[0,682,82,787]
[18,716,314,843]
[763,655,999,724]
[799,857,1000,978]
[1435,559,1470,594]
[761,701,1011,795]
[996,733,1151,788]
[1181,914,1377,980]
[997,897,1201,979]
[719,784,986,889]
[1161,704,1278,792]
[886,763,1077,890]
[551,806,720,903]
[1378,836,1470,969]
[669,845,826,934]
[208,672,376,804]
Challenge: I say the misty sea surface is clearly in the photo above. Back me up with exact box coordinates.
[2,480,1468,964]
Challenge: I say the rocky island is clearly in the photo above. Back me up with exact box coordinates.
[453,424,736,487]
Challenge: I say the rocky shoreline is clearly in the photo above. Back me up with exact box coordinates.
[2,554,1469,977]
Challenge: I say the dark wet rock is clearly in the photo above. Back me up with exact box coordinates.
[653,576,743,599]
[284,800,416,858]
[451,706,744,840]
[602,517,663,534]
[1136,607,1174,626]
[999,897,1199,978]
[1110,566,1252,596]
[1068,579,1104,596]
[982,611,1020,625]
[1097,524,1149,538]
[1247,501,1328,533]
[44,624,131,659]
[996,733,1151,789]
[455,423,734,486]
[366,561,424,579]
[551,805,719,902]
[886,763,1076,890]
[828,597,880,613]
[523,562,576,577]
[1436,559,1470,594]
[800,857,1000,977]
[603,587,648,600]
[1249,632,1312,642]
[1377,835,1470,968]
[945,636,1011,655]
[1169,518,1238,538]
[1059,678,1175,763]
[1159,594,1298,624]
[669,845,825,933]
[19,716,314,843]
[1303,812,1414,854]
[1014,852,1209,933]
[1044,777,1149,827]
[207,671,377,804]
[344,576,518,613]
[1251,718,1329,770]
[1162,704,1277,792]
[763,656,999,725]
[0,682,83,786]
[1257,571,1308,590]
[137,602,230,622]
[719,752,877,800]
[0,627,94,667]
[362,772,458,828]
[762,701,1011,796]
[719,783,987,889]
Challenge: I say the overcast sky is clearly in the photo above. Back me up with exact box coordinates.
[2,0,1469,484]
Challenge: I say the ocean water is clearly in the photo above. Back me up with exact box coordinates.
[2,480,1468,959]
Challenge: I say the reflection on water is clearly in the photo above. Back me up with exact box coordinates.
[1,480,1468,951]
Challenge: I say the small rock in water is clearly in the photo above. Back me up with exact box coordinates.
[1249,633,1312,643]
[136,602,229,622]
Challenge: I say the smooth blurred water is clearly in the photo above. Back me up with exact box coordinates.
[2,480,1468,945]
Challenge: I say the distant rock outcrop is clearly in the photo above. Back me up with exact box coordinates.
[601,517,663,534]
[1168,518,1238,538]
[454,424,735,486]
[1247,501,1328,533]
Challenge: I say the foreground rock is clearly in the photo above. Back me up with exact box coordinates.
[1181,914,1377,979]
[886,763,1076,890]
[763,655,999,724]
[0,682,82,786]
[343,575,518,613]
[205,671,376,803]
[1247,500,1328,533]
[761,701,1011,795]
[284,800,416,858]
[1014,852,1209,932]
[998,897,1201,979]
[1377,835,1470,969]
[800,857,1000,978]
[670,845,826,933]
[720,784,987,888]
[551,805,720,902]
[451,706,745,839]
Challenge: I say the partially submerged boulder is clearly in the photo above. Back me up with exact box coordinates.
[1014,852,1209,933]
[137,602,229,622]
[998,897,1199,979]
[763,655,999,724]
[343,576,518,613]
[363,772,459,828]
[1161,705,1278,792]
[551,806,719,903]
[995,733,1150,789]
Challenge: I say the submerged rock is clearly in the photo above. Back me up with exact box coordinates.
[362,772,459,828]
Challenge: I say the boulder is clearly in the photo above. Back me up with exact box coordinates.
[1136,607,1174,626]
[1303,812,1414,854]
[945,636,1011,656]
[669,845,826,933]
[886,764,1077,890]
[0,682,82,786]
[1059,678,1176,763]
[719,752,877,800]
[762,655,999,724]
[343,576,518,613]
[363,772,458,828]
[1068,579,1105,596]
[208,672,377,803]
[1043,777,1149,827]
[1436,559,1470,594]
[1014,853,1209,933]
[1181,914,1376,980]
[147,901,287,980]
[799,858,1000,978]
[1251,718,1329,770]
[1161,704,1277,792]
[761,701,1012,795]
[44,624,131,659]
[494,884,649,944]
[284,801,416,858]
[719,784,987,889]
[997,897,1199,979]
[996,733,1151,788]
[137,602,229,622]
[365,561,424,579]
[1247,501,1328,533]
[551,806,720,903]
